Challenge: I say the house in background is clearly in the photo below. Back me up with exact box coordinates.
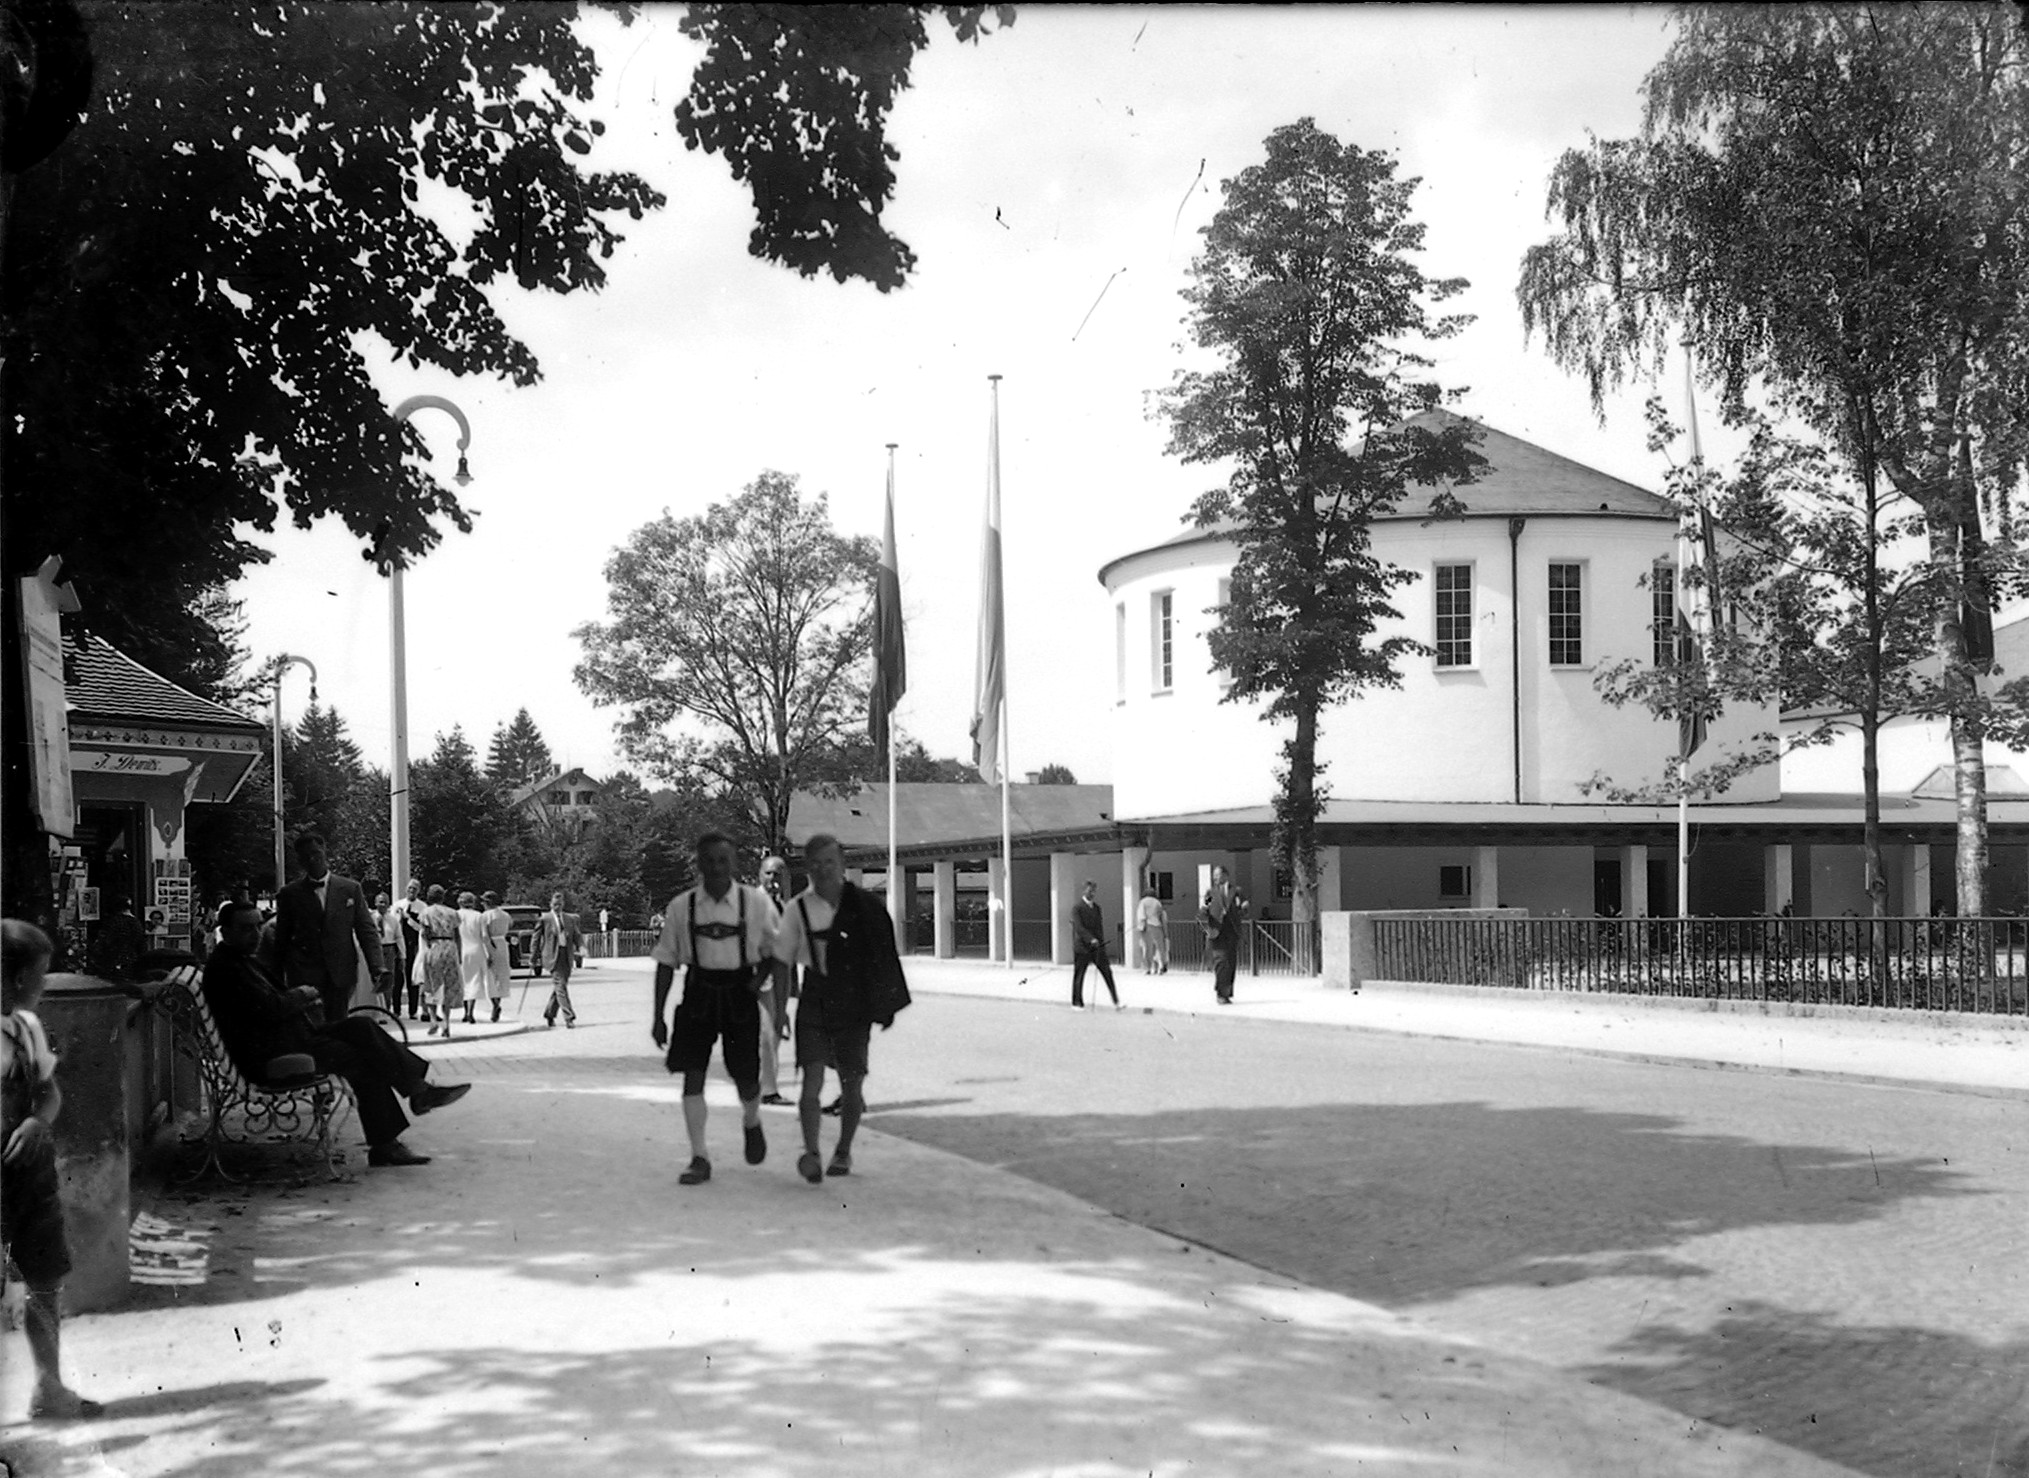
[510,767,605,837]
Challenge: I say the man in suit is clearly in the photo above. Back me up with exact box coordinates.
[267,831,385,1026]
[533,891,583,1028]
[204,901,469,1167]
[1200,865,1247,1005]
[1070,879,1121,1010]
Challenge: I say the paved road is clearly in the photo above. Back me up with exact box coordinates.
[854,993,2028,1478]
[446,970,2029,1478]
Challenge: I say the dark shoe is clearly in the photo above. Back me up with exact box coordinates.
[744,1122,767,1165]
[678,1156,712,1186]
[826,1151,852,1178]
[368,1141,432,1167]
[797,1151,823,1184]
[412,1082,472,1115]
[565,1018,575,1029]
[760,1093,789,1106]
[821,1097,842,1117]
[29,1386,104,1421]
[491,1005,501,1023]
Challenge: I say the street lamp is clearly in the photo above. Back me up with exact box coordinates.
[387,395,474,900]
[272,654,319,894]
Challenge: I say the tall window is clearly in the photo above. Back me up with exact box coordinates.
[1114,602,1127,701]
[1548,563,1583,665]
[1434,563,1473,667]
[1651,565,1676,667]
[1152,589,1174,692]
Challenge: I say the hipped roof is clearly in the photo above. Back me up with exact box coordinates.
[64,634,264,733]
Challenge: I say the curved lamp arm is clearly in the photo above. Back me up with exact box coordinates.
[392,394,474,485]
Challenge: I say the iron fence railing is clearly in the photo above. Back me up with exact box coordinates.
[891,914,1320,974]
[1370,915,2029,1016]
[582,929,659,959]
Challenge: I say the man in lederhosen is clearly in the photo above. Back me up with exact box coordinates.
[649,832,774,1186]
[770,833,909,1183]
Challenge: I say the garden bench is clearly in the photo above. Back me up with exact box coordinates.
[148,964,368,1183]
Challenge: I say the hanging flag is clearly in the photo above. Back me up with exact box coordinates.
[971,379,1007,784]
[1677,347,1720,759]
[869,446,906,758]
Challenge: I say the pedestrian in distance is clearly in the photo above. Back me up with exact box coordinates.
[84,892,147,985]
[374,891,405,1011]
[771,833,910,1183]
[3,920,104,1421]
[1200,866,1246,1005]
[479,891,511,1024]
[397,879,426,1018]
[455,892,488,1026]
[755,855,794,1105]
[1070,879,1121,1011]
[267,831,386,1026]
[419,885,463,1037]
[534,892,582,1028]
[1137,887,1170,975]
[649,833,775,1186]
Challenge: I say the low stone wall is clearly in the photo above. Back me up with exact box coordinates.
[1323,909,1530,991]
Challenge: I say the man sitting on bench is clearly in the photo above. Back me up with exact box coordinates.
[202,901,470,1167]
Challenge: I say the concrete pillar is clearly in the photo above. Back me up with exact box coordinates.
[933,860,956,959]
[1471,845,1501,910]
[1120,844,1149,968]
[986,857,1007,962]
[1049,851,1077,965]
[1763,843,1794,915]
[888,864,908,953]
[1622,844,1650,917]
[1906,843,1932,917]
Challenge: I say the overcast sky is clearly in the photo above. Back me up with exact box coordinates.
[230,4,1689,790]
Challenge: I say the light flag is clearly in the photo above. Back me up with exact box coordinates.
[869,446,906,758]
[1677,347,1720,759]
[971,380,1007,785]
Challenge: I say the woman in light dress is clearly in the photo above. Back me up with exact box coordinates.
[421,884,463,1037]
[479,890,512,1024]
[455,890,489,1026]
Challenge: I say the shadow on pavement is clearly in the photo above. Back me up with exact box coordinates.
[870,1099,1977,1305]
[1587,1302,2029,1478]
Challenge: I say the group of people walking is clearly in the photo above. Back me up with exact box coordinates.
[371,880,517,1037]
[1068,865,1249,1009]
[650,831,909,1189]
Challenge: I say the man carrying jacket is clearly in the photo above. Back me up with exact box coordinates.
[770,833,909,1183]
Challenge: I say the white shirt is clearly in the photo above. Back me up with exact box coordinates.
[2,1008,57,1086]
[651,884,775,972]
[770,888,839,975]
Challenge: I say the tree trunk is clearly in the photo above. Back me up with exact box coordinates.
[1930,510,1988,917]
[1861,708,1886,921]
[1282,703,1321,926]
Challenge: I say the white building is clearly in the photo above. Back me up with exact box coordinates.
[796,413,2029,963]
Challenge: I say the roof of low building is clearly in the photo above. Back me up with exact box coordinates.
[789,783,1117,854]
[64,634,264,733]
[1099,409,1674,586]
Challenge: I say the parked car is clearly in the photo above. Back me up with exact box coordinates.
[501,904,545,976]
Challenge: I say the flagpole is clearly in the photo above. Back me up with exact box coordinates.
[1678,345,1703,923]
[885,442,904,948]
[990,376,1013,968]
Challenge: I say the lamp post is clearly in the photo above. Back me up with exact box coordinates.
[272,654,319,894]
[387,395,474,900]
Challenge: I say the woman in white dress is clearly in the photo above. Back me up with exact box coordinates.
[455,891,489,1026]
[479,890,512,1024]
